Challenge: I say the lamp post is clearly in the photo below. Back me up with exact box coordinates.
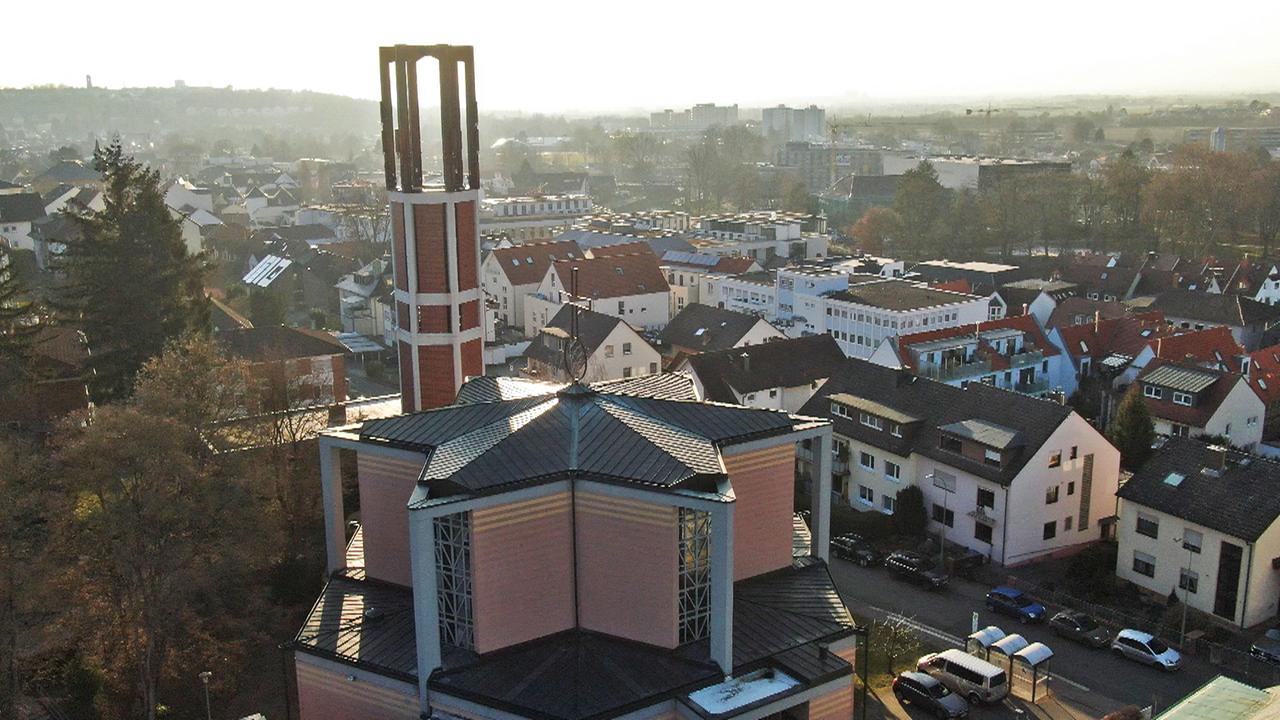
[852,625,870,720]
[1174,537,1194,647]
[199,670,212,720]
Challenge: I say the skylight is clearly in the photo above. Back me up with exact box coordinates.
[1164,472,1185,487]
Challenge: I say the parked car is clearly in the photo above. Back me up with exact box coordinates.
[1250,628,1280,665]
[831,533,883,567]
[885,551,949,589]
[892,671,969,719]
[985,586,1047,623]
[1049,611,1111,648]
[1111,629,1182,671]
[916,649,1009,704]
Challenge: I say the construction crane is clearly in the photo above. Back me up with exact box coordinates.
[965,103,1001,131]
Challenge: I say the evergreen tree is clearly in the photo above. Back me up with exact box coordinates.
[1107,387,1156,470]
[0,245,38,377]
[893,161,950,258]
[53,140,208,402]
[893,485,928,537]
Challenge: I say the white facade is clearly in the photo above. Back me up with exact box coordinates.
[1148,378,1265,450]
[479,194,593,243]
[532,265,670,333]
[807,289,992,360]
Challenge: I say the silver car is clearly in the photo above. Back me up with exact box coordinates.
[1110,629,1182,671]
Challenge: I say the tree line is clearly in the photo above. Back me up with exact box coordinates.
[851,145,1280,262]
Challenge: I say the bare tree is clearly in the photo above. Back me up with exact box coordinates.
[876,616,922,675]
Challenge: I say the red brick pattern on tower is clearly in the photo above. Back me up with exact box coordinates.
[413,204,449,294]
[454,200,478,291]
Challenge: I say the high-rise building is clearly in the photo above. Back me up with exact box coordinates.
[762,105,826,143]
[379,44,484,412]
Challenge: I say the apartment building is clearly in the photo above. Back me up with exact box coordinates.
[480,239,584,331]
[1133,360,1264,450]
[478,194,594,243]
[800,360,1122,567]
[525,304,661,382]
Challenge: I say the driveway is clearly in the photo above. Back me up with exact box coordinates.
[829,559,1222,716]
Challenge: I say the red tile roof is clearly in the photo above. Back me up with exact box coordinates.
[889,314,1060,372]
[930,279,972,294]
[490,240,584,286]
[1057,311,1165,361]
[585,241,654,259]
[550,252,670,300]
[1246,344,1280,405]
[1135,359,1241,429]
[1147,326,1243,369]
[712,256,758,274]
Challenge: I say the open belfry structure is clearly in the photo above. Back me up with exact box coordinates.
[381,44,484,412]
[286,44,858,720]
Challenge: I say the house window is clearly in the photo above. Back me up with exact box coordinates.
[1144,385,1162,399]
[605,344,615,358]
[859,452,875,471]
[769,389,778,398]
[623,367,633,378]
[1179,568,1199,594]
[830,403,849,418]
[1043,521,1057,540]
[882,494,896,513]
[623,342,633,355]
[860,412,884,430]
[975,522,993,544]
[649,362,658,374]
[618,301,625,314]
[1046,486,1060,504]
[885,461,901,481]
[938,435,962,453]
[1182,529,1203,553]
[977,488,995,509]
[932,504,955,528]
[1133,551,1156,577]
[1064,516,1073,531]
[678,508,712,644]
[434,512,475,649]
[983,449,1001,467]
[889,422,902,437]
[858,484,875,504]
[1067,481,1075,496]
[1173,391,1193,406]
[1070,446,1079,460]
[1172,424,1190,437]
[1136,512,1159,539]
[1049,451,1062,468]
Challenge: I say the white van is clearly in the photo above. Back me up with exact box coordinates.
[916,649,1009,704]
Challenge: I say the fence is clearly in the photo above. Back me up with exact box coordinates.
[1008,575,1280,688]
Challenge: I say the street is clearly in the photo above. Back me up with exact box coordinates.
[828,558,1223,716]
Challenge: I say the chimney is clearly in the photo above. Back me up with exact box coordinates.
[1205,445,1228,475]
[1094,310,1100,334]
[1021,303,1029,317]
[380,45,483,413]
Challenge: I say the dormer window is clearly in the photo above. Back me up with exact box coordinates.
[1143,385,1163,400]
[889,422,902,438]
[859,412,884,430]
[939,435,963,454]
[1173,391,1193,406]
[983,449,1001,467]
[830,403,850,419]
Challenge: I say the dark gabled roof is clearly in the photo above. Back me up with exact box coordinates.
[799,359,1076,485]
[36,160,101,184]
[292,576,417,682]
[537,304,630,355]
[0,192,47,224]
[826,279,980,311]
[1152,290,1280,327]
[359,378,803,502]
[217,326,346,361]
[659,304,773,353]
[550,252,670,300]
[429,559,853,720]
[1117,437,1280,541]
[685,335,845,402]
[251,224,336,244]
[0,180,21,190]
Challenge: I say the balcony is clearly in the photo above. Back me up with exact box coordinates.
[921,357,992,382]
[1010,350,1045,368]
[1014,378,1050,394]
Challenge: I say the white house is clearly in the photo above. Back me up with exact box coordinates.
[679,334,847,413]
[526,248,670,335]
[799,360,1122,567]
[480,239,583,332]
[1134,360,1265,450]
[657,303,783,358]
[1116,438,1280,629]
[524,304,661,382]
[0,192,47,252]
[659,251,760,316]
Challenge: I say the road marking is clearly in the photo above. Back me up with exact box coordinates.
[866,606,1095,695]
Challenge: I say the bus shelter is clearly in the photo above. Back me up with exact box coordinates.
[1013,642,1054,702]
[965,626,1005,661]
[989,633,1028,672]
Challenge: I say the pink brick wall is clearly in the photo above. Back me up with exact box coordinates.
[723,442,796,581]
[294,658,419,720]
[576,492,679,648]
[356,453,422,587]
[808,681,853,720]
[471,492,576,653]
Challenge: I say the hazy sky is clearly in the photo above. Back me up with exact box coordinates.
[6,0,1280,112]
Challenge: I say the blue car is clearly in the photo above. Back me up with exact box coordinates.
[985,586,1046,623]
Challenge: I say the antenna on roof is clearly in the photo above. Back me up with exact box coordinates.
[562,266,588,382]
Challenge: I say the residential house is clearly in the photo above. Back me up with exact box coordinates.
[480,239,583,332]
[657,303,783,358]
[678,334,846,412]
[526,248,671,334]
[1133,360,1264,450]
[868,314,1072,398]
[335,256,394,340]
[292,374,855,720]
[659,251,760,315]
[169,204,223,256]
[1150,290,1280,351]
[29,160,102,195]
[217,326,348,408]
[1055,254,1141,301]
[525,305,661,382]
[1052,312,1168,382]
[799,360,1122,567]
[0,192,46,251]
[1044,297,1129,331]
[1115,326,1245,387]
[1243,345,1280,441]
[1116,438,1280,628]
[997,279,1077,326]
[910,260,1028,297]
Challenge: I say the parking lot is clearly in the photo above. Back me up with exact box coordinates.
[828,556,1225,717]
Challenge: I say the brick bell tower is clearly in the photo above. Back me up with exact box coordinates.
[379,45,484,413]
